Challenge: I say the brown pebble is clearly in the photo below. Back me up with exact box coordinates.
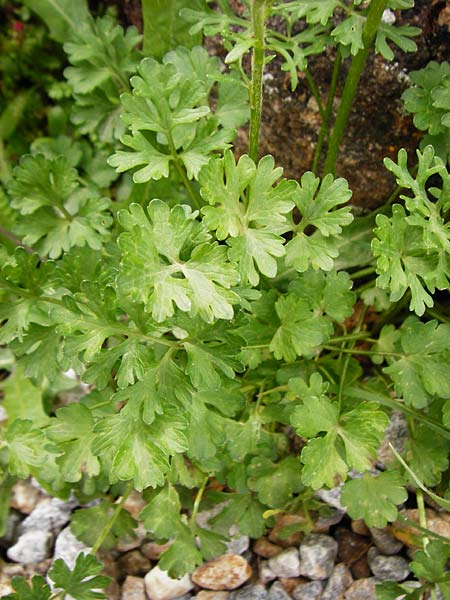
[123,490,147,520]
[10,480,43,514]
[393,509,450,548]
[351,520,370,537]
[121,576,146,600]
[278,577,308,595]
[343,577,376,599]
[106,579,121,600]
[141,540,173,560]
[350,556,371,580]
[336,529,371,566]
[196,592,230,600]
[192,554,252,590]
[118,550,151,576]
[268,513,308,547]
[253,538,283,558]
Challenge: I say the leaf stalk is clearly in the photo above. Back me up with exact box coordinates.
[249,0,268,162]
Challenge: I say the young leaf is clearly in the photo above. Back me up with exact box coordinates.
[71,500,136,550]
[0,366,48,426]
[4,574,52,600]
[247,456,303,508]
[410,540,450,588]
[117,200,239,323]
[4,420,50,478]
[139,483,182,539]
[49,552,111,600]
[209,492,267,538]
[341,471,407,528]
[21,0,90,42]
[285,172,353,273]
[157,524,203,578]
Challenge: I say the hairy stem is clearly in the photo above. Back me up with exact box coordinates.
[91,484,133,555]
[190,476,209,526]
[249,0,268,162]
[312,49,342,174]
[323,0,388,175]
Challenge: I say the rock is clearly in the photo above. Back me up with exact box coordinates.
[369,527,403,555]
[377,411,408,468]
[315,486,346,511]
[351,520,370,537]
[226,535,250,556]
[268,581,291,600]
[7,529,53,563]
[258,560,277,585]
[278,578,306,596]
[142,540,173,560]
[344,578,377,599]
[123,490,147,520]
[144,566,194,600]
[230,584,268,600]
[106,579,122,600]
[118,550,152,576]
[335,528,371,578]
[298,534,338,580]
[53,526,91,567]
[20,497,75,535]
[121,576,146,600]
[322,563,353,600]
[11,480,42,514]
[292,581,325,600]
[116,523,147,552]
[196,592,230,600]
[268,514,307,547]
[253,538,283,558]
[393,509,450,548]
[192,555,252,591]
[0,573,14,596]
[313,509,346,533]
[367,548,410,582]
[268,547,301,578]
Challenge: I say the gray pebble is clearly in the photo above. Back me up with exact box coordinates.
[298,534,338,580]
[367,547,410,582]
[369,528,403,555]
[226,535,250,556]
[268,547,301,578]
[230,584,268,600]
[322,563,353,599]
[315,486,346,511]
[53,526,91,567]
[121,576,146,600]
[7,529,53,564]
[20,497,75,535]
[292,581,324,600]
[344,578,377,599]
[258,561,277,585]
[268,582,291,600]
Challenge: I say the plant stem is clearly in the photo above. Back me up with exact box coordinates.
[312,49,342,174]
[166,132,201,210]
[190,476,208,526]
[322,346,402,357]
[323,0,388,175]
[249,0,268,162]
[91,483,133,554]
[303,67,326,121]
[349,266,376,280]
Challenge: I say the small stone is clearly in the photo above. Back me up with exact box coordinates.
[11,480,42,514]
[144,566,194,600]
[121,576,146,600]
[20,497,75,535]
[106,579,122,600]
[230,584,268,600]
[253,538,283,559]
[7,529,53,563]
[268,581,291,600]
[53,527,91,567]
[322,563,353,600]
[351,520,370,537]
[142,540,173,560]
[258,560,277,585]
[268,547,301,578]
[367,547,410,582]
[298,533,338,580]
[118,550,151,576]
[192,554,252,591]
[312,509,345,533]
[269,514,307,547]
[315,486,346,511]
[350,557,372,580]
[226,535,250,555]
[0,573,14,596]
[344,578,377,599]
[196,592,230,600]
[292,581,324,600]
[123,490,147,520]
[369,527,403,555]
[335,528,370,575]
[278,578,306,596]
[116,523,147,552]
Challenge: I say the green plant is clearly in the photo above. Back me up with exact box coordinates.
[0,0,450,597]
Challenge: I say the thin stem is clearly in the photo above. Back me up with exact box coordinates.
[416,489,429,549]
[166,131,201,210]
[426,308,450,325]
[0,139,11,183]
[322,345,402,357]
[257,384,289,398]
[0,225,33,254]
[190,476,209,526]
[249,0,267,162]
[349,266,376,280]
[312,49,342,174]
[323,0,388,175]
[303,67,326,121]
[91,484,133,554]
